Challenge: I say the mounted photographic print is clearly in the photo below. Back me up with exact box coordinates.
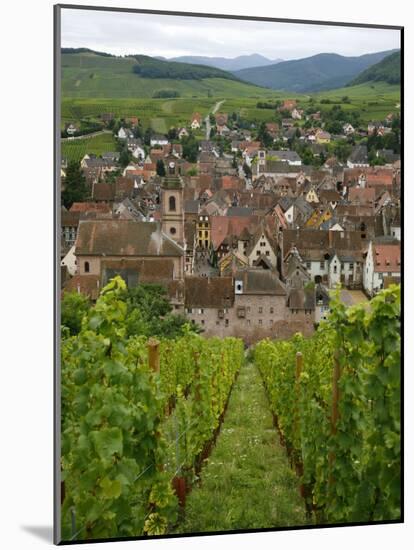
[54,4,403,545]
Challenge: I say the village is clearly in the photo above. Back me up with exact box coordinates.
[61,98,401,344]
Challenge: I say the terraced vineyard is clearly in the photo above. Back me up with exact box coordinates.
[61,132,118,162]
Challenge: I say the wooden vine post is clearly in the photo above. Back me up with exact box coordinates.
[147,338,160,373]
[194,351,201,402]
[294,352,303,444]
[329,349,341,487]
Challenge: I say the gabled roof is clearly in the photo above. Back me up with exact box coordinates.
[373,243,400,273]
[287,288,315,310]
[348,145,368,164]
[75,220,184,257]
[210,215,259,249]
[235,269,286,296]
[185,277,234,308]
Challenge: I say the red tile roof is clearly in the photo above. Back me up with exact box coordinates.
[348,188,375,204]
[210,215,259,249]
[70,202,111,213]
[373,244,401,273]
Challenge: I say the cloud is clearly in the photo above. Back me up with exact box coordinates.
[60,8,400,60]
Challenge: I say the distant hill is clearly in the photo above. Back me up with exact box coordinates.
[129,54,239,80]
[61,49,274,98]
[233,50,397,92]
[163,54,283,72]
[348,51,401,86]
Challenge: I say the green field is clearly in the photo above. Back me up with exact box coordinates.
[62,80,400,135]
[62,52,275,100]
[61,132,118,162]
[312,82,400,122]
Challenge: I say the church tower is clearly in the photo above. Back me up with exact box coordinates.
[161,173,184,245]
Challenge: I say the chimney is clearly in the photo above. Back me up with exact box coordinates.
[328,229,333,248]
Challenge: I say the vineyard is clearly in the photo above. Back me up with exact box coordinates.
[255,285,401,524]
[61,277,244,540]
[61,132,118,163]
[60,280,401,541]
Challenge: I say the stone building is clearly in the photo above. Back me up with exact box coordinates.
[74,219,185,282]
[184,268,314,344]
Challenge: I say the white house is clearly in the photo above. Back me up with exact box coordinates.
[150,134,169,147]
[178,127,189,139]
[363,241,401,296]
[61,245,77,276]
[343,123,355,136]
[246,231,277,269]
[118,127,134,140]
[132,145,146,160]
[66,123,78,136]
[191,113,202,129]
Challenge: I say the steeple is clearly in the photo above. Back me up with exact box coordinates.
[161,175,184,245]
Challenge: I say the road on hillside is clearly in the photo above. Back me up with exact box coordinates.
[61,129,112,142]
[204,99,226,140]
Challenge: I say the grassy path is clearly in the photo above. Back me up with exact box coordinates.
[175,363,309,533]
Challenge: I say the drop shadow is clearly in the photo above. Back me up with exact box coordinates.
[21,525,53,543]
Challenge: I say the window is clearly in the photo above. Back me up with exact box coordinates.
[169,195,176,211]
[237,307,246,319]
[270,307,274,314]
[334,265,337,274]
[256,250,260,256]
[269,320,273,325]
[341,263,344,270]
[187,308,192,314]
[350,263,354,270]
[201,320,205,325]
[320,261,325,269]
[259,320,262,325]
[247,320,251,325]
[84,261,90,273]
[225,319,229,327]
[266,251,270,256]
[247,306,250,312]
[259,307,263,314]
[199,309,204,315]
[306,262,311,269]
[170,227,177,235]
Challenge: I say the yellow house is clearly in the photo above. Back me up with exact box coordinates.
[197,213,211,248]
[315,130,331,144]
[306,207,333,228]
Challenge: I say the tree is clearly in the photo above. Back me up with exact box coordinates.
[121,283,196,338]
[61,291,91,336]
[242,162,252,178]
[144,127,152,146]
[181,134,199,162]
[167,127,178,140]
[133,125,143,139]
[61,161,89,208]
[257,122,273,148]
[156,159,166,176]
[119,147,132,168]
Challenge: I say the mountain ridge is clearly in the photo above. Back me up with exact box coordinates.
[233,49,399,92]
[348,51,401,86]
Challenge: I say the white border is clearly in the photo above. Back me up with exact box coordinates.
[1,1,411,548]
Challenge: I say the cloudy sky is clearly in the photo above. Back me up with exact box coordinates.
[61,8,400,61]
